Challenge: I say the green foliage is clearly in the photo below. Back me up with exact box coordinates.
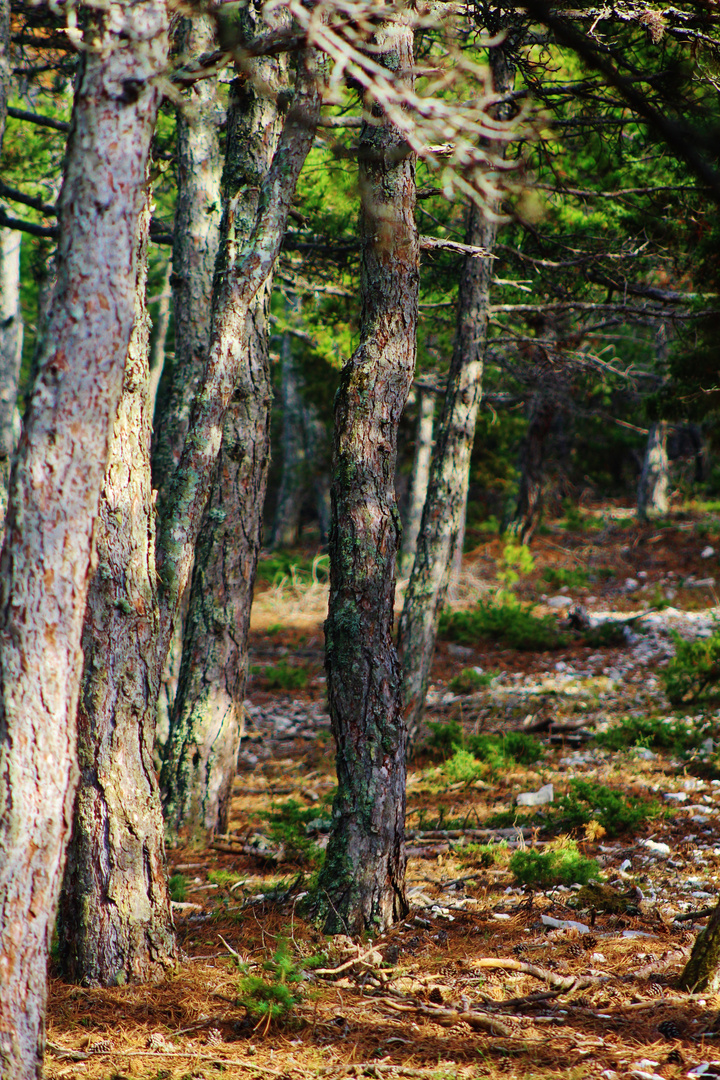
[510,840,601,889]
[424,721,543,770]
[553,780,660,838]
[263,799,328,865]
[439,600,565,651]
[581,621,628,648]
[237,940,302,1024]
[460,840,509,869]
[424,719,464,756]
[663,630,720,706]
[496,541,535,601]
[542,567,589,589]
[448,667,497,693]
[168,874,187,903]
[596,713,708,754]
[441,748,485,785]
[255,552,329,587]
[251,660,309,691]
[208,869,243,887]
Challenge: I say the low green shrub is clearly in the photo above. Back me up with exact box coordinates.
[460,840,509,869]
[424,721,543,769]
[263,799,328,865]
[439,600,565,651]
[553,779,660,838]
[237,940,302,1025]
[251,660,309,691]
[510,839,601,888]
[596,713,708,754]
[448,668,497,693]
[542,567,589,589]
[663,630,720,706]
[168,874,187,903]
[256,552,329,587]
[581,621,629,648]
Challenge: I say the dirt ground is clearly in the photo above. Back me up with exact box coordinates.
[47,503,720,1080]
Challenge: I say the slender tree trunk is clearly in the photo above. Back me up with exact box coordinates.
[272,325,307,549]
[316,18,418,937]
[304,399,331,544]
[152,15,223,752]
[57,201,176,986]
[148,257,172,414]
[0,3,168,1073]
[509,390,555,543]
[0,0,8,148]
[637,422,669,520]
[398,46,515,747]
[0,226,22,512]
[399,387,435,577]
[161,32,286,840]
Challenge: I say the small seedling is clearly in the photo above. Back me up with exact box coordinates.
[168,874,187,903]
[448,668,497,693]
[510,838,601,888]
[237,939,302,1031]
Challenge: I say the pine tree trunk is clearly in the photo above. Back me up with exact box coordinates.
[399,387,435,577]
[0,3,168,1073]
[637,421,669,520]
[509,391,555,543]
[678,898,720,992]
[0,226,23,514]
[161,38,285,840]
[57,201,176,986]
[272,327,308,549]
[0,0,8,147]
[398,46,514,747]
[148,257,172,414]
[316,18,418,937]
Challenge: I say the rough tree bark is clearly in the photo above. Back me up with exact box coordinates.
[152,14,223,752]
[509,388,556,543]
[637,421,669,520]
[161,24,287,841]
[316,17,418,936]
[57,201,176,986]
[0,226,22,509]
[0,1,168,1073]
[0,0,8,147]
[397,45,515,746]
[399,386,435,578]
[678,899,720,992]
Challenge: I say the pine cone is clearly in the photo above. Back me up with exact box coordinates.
[206,1028,223,1046]
[666,1048,684,1066]
[88,1039,112,1055]
[658,1019,682,1040]
[646,983,665,998]
[582,935,598,950]
[567,943,583,958]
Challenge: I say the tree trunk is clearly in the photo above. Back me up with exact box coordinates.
[0,0,8,148]
[0,226,23,513]
[399,387,435,578]
[0,2,168,1073]
[637,421,669,520]
[398,46,515,747]
[152,15,223,754]
[678,898,720,992]
[161,33,286,841]
[316,18,418,937]
[148,256,172,414]
[509,390,556,543]
[271,324,307,549]
[57,200,176,986]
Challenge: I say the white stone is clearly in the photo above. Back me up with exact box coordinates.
[516,783,554,807]
[640,839,671,856]
[547,595,573,608]
[701,546,715,559]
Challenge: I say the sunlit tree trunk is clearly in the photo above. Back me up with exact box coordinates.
[399,386,435,577]
[57,201,176,986]
[0,226,22,513]
[161,26,286,840]
[0,2,168,1072]
[398,45,514,747]
[637,421,669,520]
[317,18,417,936]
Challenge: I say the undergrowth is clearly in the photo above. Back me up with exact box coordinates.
[237,939,302,1026]
[251,660,309,691]
[596,713,709,754]
[439,600,565,651]
[424,720,544,770]
[510,838,601,888]
[448,667,497,693]
[256,552,329,587]
[542,567,589,589]
[663,630,720,705]
[262,799,331,866]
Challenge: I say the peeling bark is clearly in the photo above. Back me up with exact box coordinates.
[316,18,418,937]
[161,26,286,840]
[57,201,176,987]
[637,421,669,520]
[0,2,168,1073]
[398,46,515,747]
[0,226,22,513]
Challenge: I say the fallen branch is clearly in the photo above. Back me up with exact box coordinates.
[475,958,607,992]
[313,945,383,977]
[379,996,513,1036]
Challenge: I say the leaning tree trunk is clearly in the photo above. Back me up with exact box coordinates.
[56,201,176,986]
[152,14,223,752]
[678,898,720,992]
[161,32,286,841]
[0,2,168,1073]
[316,18,418,937]
[399,385,436,578]
[637,421,669,520]
[0,226,23,516]
[398,45,515,746]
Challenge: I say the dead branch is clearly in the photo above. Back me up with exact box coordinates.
[475,958,607,992]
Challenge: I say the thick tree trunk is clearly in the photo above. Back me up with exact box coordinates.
[0,3,168,1074]
[316,19,418,937]
[161,36,285,840]
[57,202,176,986]
[399,387,435,577]
[509,390,556,543]
[0,226,22,511]
[678,898,720,992]
[398,47,514,747]
[271,329,307,549]
[637,421,669,520]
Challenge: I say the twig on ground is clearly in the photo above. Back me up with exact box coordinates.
[313,946,383,976]
[475,958,607,992]
[379,996,514,1036]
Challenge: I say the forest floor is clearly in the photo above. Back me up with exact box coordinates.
[47,501,720,1080]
